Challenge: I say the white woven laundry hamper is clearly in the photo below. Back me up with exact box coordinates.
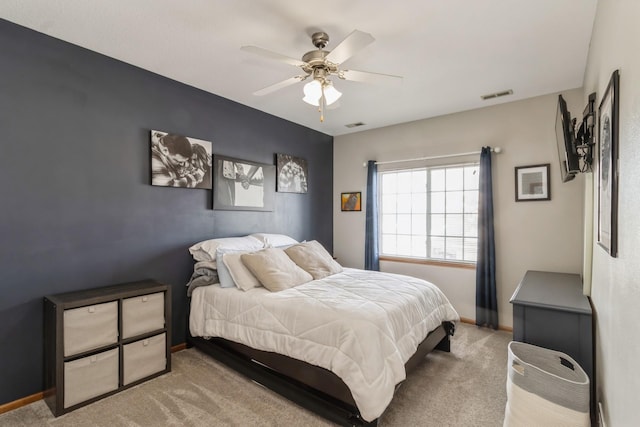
[503,341,590,427]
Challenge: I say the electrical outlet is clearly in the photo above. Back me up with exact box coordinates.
[598,401,606,427]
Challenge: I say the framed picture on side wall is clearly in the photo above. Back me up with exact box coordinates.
[341,192,361,211]
[515,164,550,202]
[597,70,620,257]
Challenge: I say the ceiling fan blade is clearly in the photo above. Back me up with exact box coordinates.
[325,30,375,65]
[339,69,403,86]
[241,45,307,68]
[253,75,308,96]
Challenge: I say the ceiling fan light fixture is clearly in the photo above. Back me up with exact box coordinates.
[303,79,322,106]
[323,81,342,106]
[302,78,342,107]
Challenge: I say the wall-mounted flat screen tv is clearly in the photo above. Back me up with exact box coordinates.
[555,94,581,182]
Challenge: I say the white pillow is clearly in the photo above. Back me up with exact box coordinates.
[249,233,299,248]
[222,251,262,291]
[189,235,263,262]
[285,241,342,280]
[241,248,312,292]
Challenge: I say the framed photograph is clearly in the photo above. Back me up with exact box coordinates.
[597,70,619,257]
[213,155,275,211]
[515,164,550,202]
[150,130,212,189]
[276,153,308,193]
[341,192,362,211]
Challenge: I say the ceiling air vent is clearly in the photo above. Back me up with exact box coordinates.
[345,122,366,128]
[481,89,513,101]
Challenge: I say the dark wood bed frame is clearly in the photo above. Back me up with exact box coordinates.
[187,321,455,426]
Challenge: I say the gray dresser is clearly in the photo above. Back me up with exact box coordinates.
[510,270,593,380]
[510,270,594,417]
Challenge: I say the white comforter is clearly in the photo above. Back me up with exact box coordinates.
[189,268,459,421]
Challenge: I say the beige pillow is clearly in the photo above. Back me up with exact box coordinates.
[241,248,313,292]
[285,240,342,280]
[222,252,262,291]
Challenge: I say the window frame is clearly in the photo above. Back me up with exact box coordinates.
[377,162,480,267]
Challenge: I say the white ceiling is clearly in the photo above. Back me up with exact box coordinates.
[0,0,597,136]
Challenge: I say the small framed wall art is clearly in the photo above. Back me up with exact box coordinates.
[276,153,308,193]
[212,155,275,211]
[341,192,362,211]
[515,164,550,202]
[150,130,212,189]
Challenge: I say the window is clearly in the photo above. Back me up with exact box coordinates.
[380,163,479,263]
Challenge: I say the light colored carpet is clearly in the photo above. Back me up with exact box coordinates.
[0,323,512,426]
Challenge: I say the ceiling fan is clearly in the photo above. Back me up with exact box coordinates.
[241,30,402,122]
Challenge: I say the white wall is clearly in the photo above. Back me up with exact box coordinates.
[582,1,640,425]
[334,91,585,327]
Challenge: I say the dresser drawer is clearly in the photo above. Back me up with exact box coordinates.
[64,348,119,408]
[123,333,166,385]
[122,292,165,339]
[63,301,118,356]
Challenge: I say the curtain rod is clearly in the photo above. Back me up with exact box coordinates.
[363,146,502,167]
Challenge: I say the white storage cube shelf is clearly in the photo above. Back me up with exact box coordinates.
[44,280,171,417]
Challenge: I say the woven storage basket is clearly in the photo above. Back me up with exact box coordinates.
[504,341,590,427]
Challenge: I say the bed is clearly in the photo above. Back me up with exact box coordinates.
[186,234,459,426]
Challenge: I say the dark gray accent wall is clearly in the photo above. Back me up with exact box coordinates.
[0,20,333,405]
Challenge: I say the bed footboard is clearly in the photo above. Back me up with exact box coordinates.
[187,321,454,427]
[188,334,375,426]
